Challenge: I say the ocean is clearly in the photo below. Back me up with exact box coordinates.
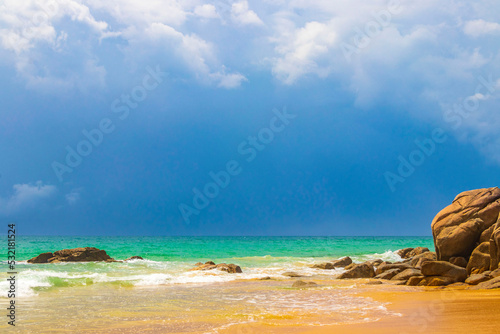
[1,236,434,332]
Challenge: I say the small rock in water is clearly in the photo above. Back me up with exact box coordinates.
[292,280,318,288]
[125,256,144,261]
[282,271,303,277]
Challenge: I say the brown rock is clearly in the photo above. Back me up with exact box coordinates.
[489,268,500,278]
[449,257,467,268]
[338,263,375,279]
[311,262,335,270]
[27,252,54,264]
[331,256,353,267]
[465,273,492,285]
[365,279,383,285]
[125,256,144,261]
[474,276,500,289]
[410,252,437,268]
[480,224,496,243]
[205,261,216,265]
[259,276,271,280]
[216,263,242,273]
[374,268,402,280]
[367,259,384,267]
[421,261,467,282]
[407,276,425,286]
[397,248,414,259]
[418,276,455,286]
[375,263,411,275]
[407,247,430,258]
[431,187,500,261]
[28,248,113,263]
[282,271,303,277]
[392,268,422,281]
[490,218,500,270]
[292,280,318,288]
[466,242,490,275]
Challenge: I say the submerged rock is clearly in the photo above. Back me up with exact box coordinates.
[292,280,318,288]
[282,271,303,277]
[125,256,144,261]
[27,247,114,263]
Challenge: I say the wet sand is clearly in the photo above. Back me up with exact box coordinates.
[221,286,500,334]
[3,279,500,333]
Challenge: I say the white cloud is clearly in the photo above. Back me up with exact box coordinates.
[464,19,500,37]
[272,20,337,84]
[0,181,57,215]
[140,22,247,88]
[194,4,220,19]
[65,188,82,205]
[231,1,264,26]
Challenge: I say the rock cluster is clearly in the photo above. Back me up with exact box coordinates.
[311,256,353,270]
[27,247,116,263]
[191,261,242,273]
[336,187,500,288]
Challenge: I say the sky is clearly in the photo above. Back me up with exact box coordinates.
[0,0,499,236]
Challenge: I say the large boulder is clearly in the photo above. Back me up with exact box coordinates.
[28,247,114,263]
[338,263,375,279]
[466,242,490,275]
[421,261,467,282]
[431,187,500,261]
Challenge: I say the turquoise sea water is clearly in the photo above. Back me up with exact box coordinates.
[2,236,434,298]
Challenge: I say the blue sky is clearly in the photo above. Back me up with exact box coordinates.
[1,0,499,236]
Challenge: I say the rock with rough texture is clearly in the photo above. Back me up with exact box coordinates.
[392,268,422,281]
[28,247,114,263]
[449,257,468,268]
[331,256,353,267]
[125,256,144,261]
[292,280,318,288]
[431,187,500,261]
[421,261,467,282]
[365,280,383,285]
[338,263,375,279]
[374,268,402,280]
[205,261,216,265]
[465,273,492,285]
[466,242,490,275]
[311,262,334,270]
[375,263,411,276]
[282,271,303,277]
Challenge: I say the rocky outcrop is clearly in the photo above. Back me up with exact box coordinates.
[449,257,467,268]
[125,256,144,261]
[338,263,375,279]
[27,247,114,263]
[431,187,500,261]
[191,261,242,273]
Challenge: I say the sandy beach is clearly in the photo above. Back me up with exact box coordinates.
[220,284,500,334]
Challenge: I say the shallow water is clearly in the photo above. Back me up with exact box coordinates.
[0,236,431,332]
